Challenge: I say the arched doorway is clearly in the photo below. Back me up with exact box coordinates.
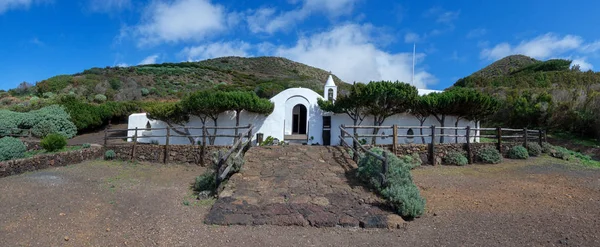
[292,104,307,135]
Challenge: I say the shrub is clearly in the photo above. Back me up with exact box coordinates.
[82,143,91,149]
[94,94,107,103]
[105,150,116,160]
[541,142,554,154]
[150,140,159,145]
[443,152,468,166]
[40,133,67,152]
[141,88,150,96]
[526,143,542,157]
[508,145,529,159]
[551,146,572,160]
[0,105,77,139]
[260,136,274,146]
[0,137,27,161]
[400,153,422,169]
[193,171,216,192]
[357,147,425,218]
[476,147,502,164]
[381,183,426,218]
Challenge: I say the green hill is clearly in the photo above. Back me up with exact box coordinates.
[1,56,349,108]
[453,55,600,139]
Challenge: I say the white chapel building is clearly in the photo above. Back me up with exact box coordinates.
[127,75,475,146]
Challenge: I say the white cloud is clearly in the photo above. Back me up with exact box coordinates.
[0,0,32,14]
[425,7,460,25]
[129,0,231,46]
[139,54,159,65]
[404,32,420,43]
[247,0,359,34]
[582,41,600,53]
[480,33,584,60]
[466,28,487,39]
[116,63,129,67]
[180,41,250,61]
[571,57,593,71]
[273,24,436,89]
[88,0,131,12]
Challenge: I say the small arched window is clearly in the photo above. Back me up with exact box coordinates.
[145,121,151,129]
[406,128,415,144]
[328,88,334,101]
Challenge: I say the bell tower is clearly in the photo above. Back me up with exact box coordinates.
[323,73,337,102]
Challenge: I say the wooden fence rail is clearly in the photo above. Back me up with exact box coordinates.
[103,125,254,165]
[340,124,545,167]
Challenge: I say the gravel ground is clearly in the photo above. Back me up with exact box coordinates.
[0,157,599,246]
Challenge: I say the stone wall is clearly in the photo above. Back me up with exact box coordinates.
[105,144,230,166]
[0,146,103,178]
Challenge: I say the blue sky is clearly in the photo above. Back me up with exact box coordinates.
[1,0,600,91]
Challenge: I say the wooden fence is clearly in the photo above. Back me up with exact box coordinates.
[103,124,254,165]
[340,124,546,167]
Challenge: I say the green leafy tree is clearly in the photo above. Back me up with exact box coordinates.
[219,91,274,137]
[420,91,455,143]
[363,81,418,144]
[146,102,194,144]
[318,82,368,133]
[411,96,431,144]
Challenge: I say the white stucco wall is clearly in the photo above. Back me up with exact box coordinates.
[127,87,479,146]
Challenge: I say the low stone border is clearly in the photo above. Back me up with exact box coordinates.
[105,144,228,166]
[0,146,103,178]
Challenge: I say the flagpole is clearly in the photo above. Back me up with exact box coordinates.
[412,43,416,85]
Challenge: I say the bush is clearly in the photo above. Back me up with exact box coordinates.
[508,146,529,159]
[381,183,426,218]
[94,94,107,103]
[541,142,554,153]
[476,147,502,164]
[443,152,468,166]
[551,146,572,160]
[105,150,116,160]
[260,136,274,146]
[82,143,91,149]
[399,153,422,169]
[0,105,77,139]
[0,137,27,161]
[357,147,425,218]
[193,171,216,192]
[40,133,67,152]
[141,88,150,96]
[526,143,542,157]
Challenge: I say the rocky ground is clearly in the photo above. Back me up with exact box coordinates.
[206,146,400,228]
[0,156,599,246]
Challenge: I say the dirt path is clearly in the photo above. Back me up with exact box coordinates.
[0,157,599,246]
[207,146,396,228]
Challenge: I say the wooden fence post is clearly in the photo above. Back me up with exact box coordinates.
[544,129,548,143]
[392,124,398,155]
[430,125,436,165]
[496,127,502,154]
[466,125,472,164]
[103,128,108,146]
[538,130,543,146]
[246,125,253,150]
[164,127,170,164]
[381,151,388,187]
[132,127,138,161]
[523,127,528,148]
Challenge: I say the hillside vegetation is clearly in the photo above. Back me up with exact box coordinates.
[454,55,600,139]
[0,56,349,133]
[1,56,347,108]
